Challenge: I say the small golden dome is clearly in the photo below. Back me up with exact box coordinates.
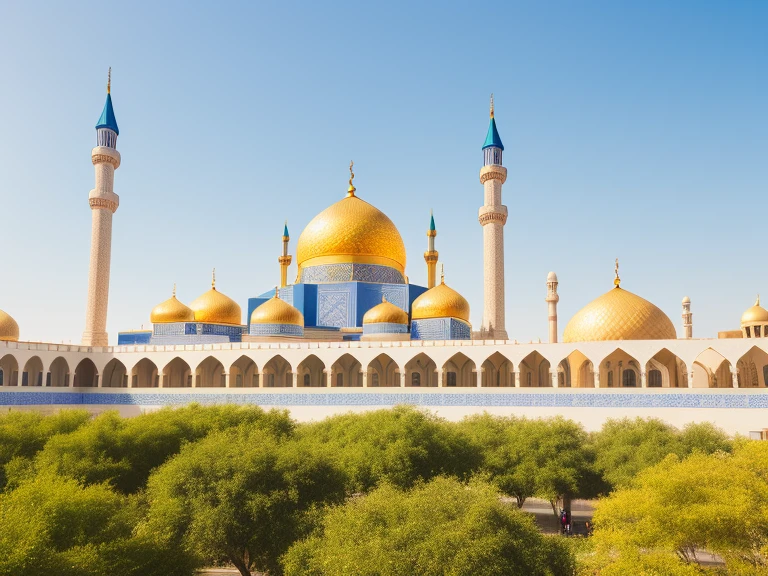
[0,309,19,342]
[296,193,406,276]
[189,273,242,325]
[363,297,408,325]
[150,288,194,324]
[250,292,304,326]
[411,279,470,322]
[563,286,676,342]
[741,296,768,324]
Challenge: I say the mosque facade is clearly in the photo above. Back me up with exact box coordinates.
[0,76,766,434]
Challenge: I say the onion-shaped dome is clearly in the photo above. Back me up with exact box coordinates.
[250,292,304,327]
[563,284,676,342]
[296,181,406,277]
[189,273,242,325]
[741,296,768,325]
[0,309,19,342]
[363,297,408,325]
[150,288,194,323]
[411,278,470,322]
[547,271,558,282]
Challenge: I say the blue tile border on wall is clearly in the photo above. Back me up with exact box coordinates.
[0,391,766,408]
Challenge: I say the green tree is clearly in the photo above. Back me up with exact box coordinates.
[144,428,345,576]
[587,451,768,575]
[0,473,191,576]
[460,414,599,511]
[678,421,732,456]
[298,406,479,493]
[22,404,294,493]
[283,477,574,576]
[0,409,90,489]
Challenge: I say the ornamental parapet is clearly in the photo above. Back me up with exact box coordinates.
[88,189,120,213]
[479,165,507,185]
[478,205,508,226]
[91,146,121,169]
[424,251,438,263]
[278,256,293,265]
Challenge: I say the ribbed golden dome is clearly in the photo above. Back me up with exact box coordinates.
[0,309,19,342]
[150,289,195,324]
[411,279,470,322]
[363,297,408,325]
[189,276,242,325]
[296,193,406,276]
[741,296,768,324]
[250,293,304,326]
[563,286,676,342]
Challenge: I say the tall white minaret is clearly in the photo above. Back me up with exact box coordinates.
[682,296,692,339]
[82,69,120,347]
[546,272,559,343]
[479,94,508,339]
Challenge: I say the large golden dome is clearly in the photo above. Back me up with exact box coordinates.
[563,285,676,342]
[363,297,408,325]
[150,289,195,324]
[296,191,406,277]
[250,293,304,326]
[0,309,19,342]
[741,296,768,324]
[189,275,242,325]
[411,279,470,322]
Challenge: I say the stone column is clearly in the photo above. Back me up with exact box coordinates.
[473,368,480,387]
[400,372,406,388]
[324,369,331,387]
[688,370,694,388]
[292,372,298,388]
[731,368,739,388]
[437,370,444,388]
[513,370,521,388]
[551,370,558,388]
[640,371,647,388]
[362,371,368,388]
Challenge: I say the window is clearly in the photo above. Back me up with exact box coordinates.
[746,326,752,338]
[757,326,762,338]
[526,372,532,387]
[186,374,192,387]
[447,372,457,387]
[372,373,379,387]
[412,373,421,387]
[0,370,3,386]
[269,373,276,387]
[38,373,44,387]
[221,374,227,387]
[648,369,662,387]
[154,375,159,387]
[558,373,565,388]
[286,373,292,387]
[21,372,28,387]
[763,366,768,387]
[496,372,500,387]
[46,373,52,387]
[623,370,636,387]
[236,375,243,387]
[303,374,310,387]
[336,373,343,387]
[607,372,613,387]
[252,374,259,387]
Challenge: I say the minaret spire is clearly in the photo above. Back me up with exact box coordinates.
[347,161,356,197]
[82,73,121,346]
[479,95,508,340]
[424,210,439,289]
[279,221,292,288]
[107,67,111,94]
[545,272,559,343]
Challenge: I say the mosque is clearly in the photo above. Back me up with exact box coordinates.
[0,74,766,434]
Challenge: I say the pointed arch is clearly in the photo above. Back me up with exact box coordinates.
[368,353,400,387]
[520,351,551,387]
[481,352,513,387]
[645,348,688,388]
[163,357,192,388]
[0,354,19,387]
[263,354,292,388]
[442,352,476,387]
[596,348,641,388]
[331,353,362,387]
[296,354,326,387]
[405,353,437,387]
[195,356,226,388]
[692,348,732,388]
[102,358,128,388]
[22,356,43,387]
[73,358,98,387]
[561,350,593,388]
[131,358,159,388]
[735,346,768,388]
[230,355,258,388]
[48,357,70,387]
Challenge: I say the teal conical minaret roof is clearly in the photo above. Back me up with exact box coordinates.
[482,94,503,150]
[283,222,290,237]
[96,69,119,135]
[429,212,436,232]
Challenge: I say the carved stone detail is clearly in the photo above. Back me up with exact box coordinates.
[89,197,118,213]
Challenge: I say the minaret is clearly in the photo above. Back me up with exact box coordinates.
[82,69,120,347]
[424,211,438,289]
[279,222,292,288]
[479,94,508,339]
[682,296,692,339]
[546,272,559,343]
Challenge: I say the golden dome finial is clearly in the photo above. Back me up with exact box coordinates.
[212,268,216,290]
[757,294,761,307]
[382,295,387,303]
[275,286,280,298]
[172,283,176,298]
[614,258,621,288]
[107,67,111,94]
[347,160,356,197]
[441,263,445,284]
[490,93,494,118]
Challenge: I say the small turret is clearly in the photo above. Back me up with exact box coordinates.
[546,272,559,343]
[424,211,438,289]
[279,221,292,288]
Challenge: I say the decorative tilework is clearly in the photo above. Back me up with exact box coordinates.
[150,323,244,344]
[249,323,304,336]
[411,318,471,340]
[0,391,766,409]
[318,291,351,328]
[300,264,405,284]
[363,322,408,335]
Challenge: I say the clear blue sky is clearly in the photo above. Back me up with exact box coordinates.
[1,0,766,343]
